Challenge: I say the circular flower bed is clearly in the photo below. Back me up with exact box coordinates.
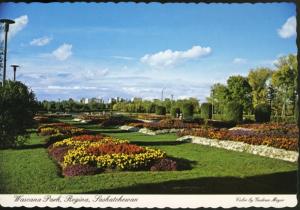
[49,134,174,176]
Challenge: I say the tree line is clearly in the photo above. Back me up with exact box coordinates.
[207,54,297,122]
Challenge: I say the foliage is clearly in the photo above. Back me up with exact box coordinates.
[272,54,297,119]
[207,83,229,114]
[170,107,181,118]
[100,115,142,127]
[200,103,212,119]
[254,103,271,123]
[0,81,38,148]
[155,105,166,115]
[177,126,298,151]
[182,103,194,120]
[227,75,252,113]
[63,164,99,177]
[248,68,273,106]
[150,158,177,171]
[224,102,243,123]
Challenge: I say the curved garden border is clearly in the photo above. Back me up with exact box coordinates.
[177,135,298,162]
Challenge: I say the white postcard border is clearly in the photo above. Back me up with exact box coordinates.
[0,194,297,208]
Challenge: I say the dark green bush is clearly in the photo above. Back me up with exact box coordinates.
[0,81,38,148]
[182,103,194,120]
[200,103,212,119]
[205,119,236,128]
[224,102,243,123]
[155,106,166,115]
[254,103,271,123]
[170,107,181,118]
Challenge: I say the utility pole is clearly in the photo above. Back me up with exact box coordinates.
[0,19,15,85]
[11,64,19,81]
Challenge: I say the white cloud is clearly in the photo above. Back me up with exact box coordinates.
[84,68,109,79]
[233,58,247,64]
[278,16,296,39]
[1,15,28,41]
[48,85,97,90]
[30,36,52,46]
[52,44,72,61]
[140,45,212,67]
[111,56,134,60]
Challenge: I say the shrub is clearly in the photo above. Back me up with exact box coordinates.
[0,81,38,148]
[100,115,141,127]
[200,103,212,119]
[254,103,271,123]
[150,158,177,171]
[224,102,243,123]
[45,134,71,147]
[205,119,236,128]
[170,107,181,118]
[63,164,99,177]
[155,106,166,115]
[182,103,193,120]
[295,100,299,123]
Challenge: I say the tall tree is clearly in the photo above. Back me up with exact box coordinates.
[248,67,273,107]
[207,83,229,114]
[272,54,297,118]
[227,75,252,113]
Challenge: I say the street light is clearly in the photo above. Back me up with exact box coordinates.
[0,19,15,84]
[10,64,19,81]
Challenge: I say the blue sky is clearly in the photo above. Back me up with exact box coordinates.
[0,2,297,102]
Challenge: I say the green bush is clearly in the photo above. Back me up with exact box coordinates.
[224,102,243,123]
[0,81,38,148]
[155,106,166,115]
[170,107,181,118]
[182,103,194,120]
[200,103,212,119]
[254,103,271,123]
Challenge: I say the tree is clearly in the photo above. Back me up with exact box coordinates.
[0,81,38,148]
[272,54,297,119]
[207,83,229,114]
[248,67,272,107]
[227,75,252,113]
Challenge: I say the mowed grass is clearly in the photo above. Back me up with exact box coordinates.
[0,123,297,194]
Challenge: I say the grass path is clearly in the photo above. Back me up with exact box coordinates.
[0,123,297,194]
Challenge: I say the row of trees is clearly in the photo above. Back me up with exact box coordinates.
[112,98,200,115]
[207,54,298,121]
[40,99,107,113]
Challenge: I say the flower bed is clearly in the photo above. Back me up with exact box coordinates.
[100,115,142,127]
[37,123,89,136]
[76,114,108,124]
[128,119,201,131]
[48,134,175,176]
[177,127,298,151]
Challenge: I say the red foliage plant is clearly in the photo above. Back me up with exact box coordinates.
[86,143,146,155]
[48,146,71,163]
[63,164,99,177]
[150,158,177,171]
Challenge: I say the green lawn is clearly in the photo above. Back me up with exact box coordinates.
[0,123,297,194]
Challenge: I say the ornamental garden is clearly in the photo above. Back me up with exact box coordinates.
[0,54,298,194]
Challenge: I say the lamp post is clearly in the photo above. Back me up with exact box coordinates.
[10,64,19,81]
[0,19,15,84]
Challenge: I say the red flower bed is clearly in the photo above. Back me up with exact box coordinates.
[178,127,298,151]
[150,158,177,171]
[86,143,146,156]
[128,119,201,130]
[48,146,71,163]
[100,115,142,127]
[72,134,105,142]
[63,164,99,177]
